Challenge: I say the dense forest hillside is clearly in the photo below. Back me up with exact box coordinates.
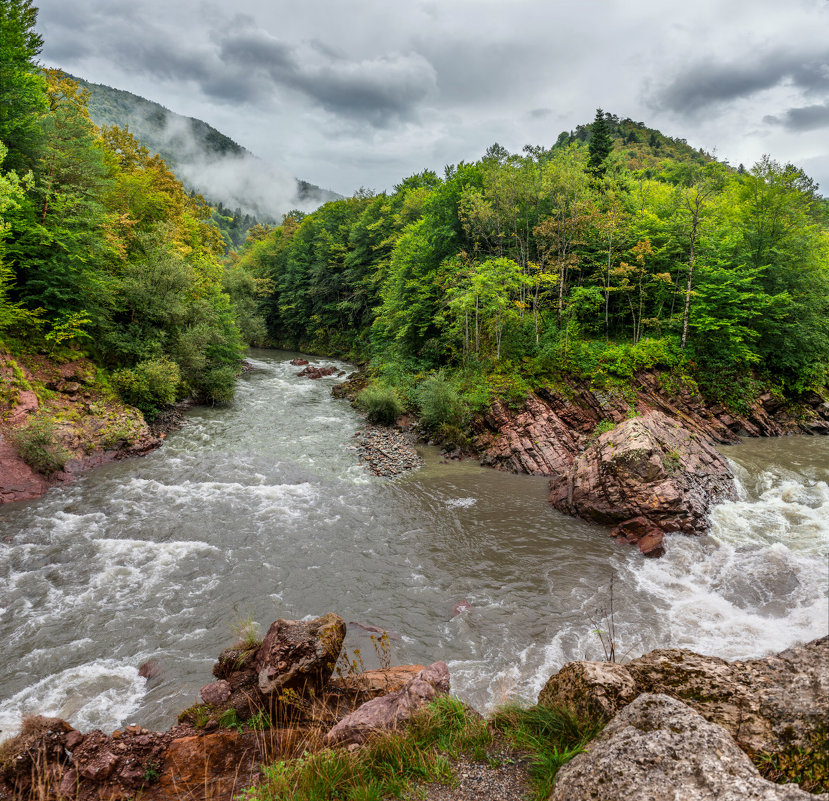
[69,75,342,228]
[236,109,829,436]
[0,0,269,454]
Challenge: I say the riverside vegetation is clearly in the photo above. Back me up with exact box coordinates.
[0,1,266,483]
[233,112,828,445]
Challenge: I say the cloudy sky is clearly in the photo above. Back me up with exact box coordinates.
[36,0,829,197]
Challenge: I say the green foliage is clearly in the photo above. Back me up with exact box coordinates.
[112,357,180,418]
[752,727,828,794]
[9,414,70,475]
[492,703,603,800]
[355,383,403,425]
[415,372,467,434]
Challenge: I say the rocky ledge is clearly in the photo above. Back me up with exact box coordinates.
[541,636,829,799]
[472,372,829,556]
[0,613,449,801]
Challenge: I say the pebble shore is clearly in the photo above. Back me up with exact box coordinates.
[354,424,424,477]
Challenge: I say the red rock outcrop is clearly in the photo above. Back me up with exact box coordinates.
[323,661,450,747]
[549,410,736,555]
[473,372,829,477]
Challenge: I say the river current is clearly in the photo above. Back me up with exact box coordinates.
[1,350,827,740]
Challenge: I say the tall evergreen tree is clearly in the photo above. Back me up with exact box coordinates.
[587,108,613,177]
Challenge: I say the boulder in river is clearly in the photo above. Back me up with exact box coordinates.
[549,410,736,554]
[297,364,337,379]
[550,693,824,801]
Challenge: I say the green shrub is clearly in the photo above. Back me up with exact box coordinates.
[416,373,467,434]
[10,416,71,475]
[193,365,237,406]
[112,358,180,418]
[356,384,403,425]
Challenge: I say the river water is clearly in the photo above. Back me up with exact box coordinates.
[1,350,827,740]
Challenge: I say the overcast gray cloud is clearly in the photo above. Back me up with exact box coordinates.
[650,49,829,114]
[765,102,829,132]
[34,0,829,198]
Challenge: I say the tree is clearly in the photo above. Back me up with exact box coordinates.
[0,0,47,171]
[588,109,613,177]
[677,163,725,349]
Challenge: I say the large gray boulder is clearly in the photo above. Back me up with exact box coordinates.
[323,662,450,747]
[538,637,829,758]
[550,694,826,801]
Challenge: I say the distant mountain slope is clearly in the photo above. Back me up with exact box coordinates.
[70,75,342,218]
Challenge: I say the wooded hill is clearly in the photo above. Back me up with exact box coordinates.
[234,109,829,432]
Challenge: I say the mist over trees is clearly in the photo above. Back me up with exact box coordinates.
[0,0,266,412]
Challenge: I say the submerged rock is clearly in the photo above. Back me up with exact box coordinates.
[550,693,824,801]
[549,410,736,552]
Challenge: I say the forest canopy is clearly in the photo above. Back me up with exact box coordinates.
[236,109,829,415]
[0,0,265,413]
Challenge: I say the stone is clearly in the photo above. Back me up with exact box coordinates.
[0,434,49,503]
[297,365,337,379]
[255,613,346,697]
[7,389,38,426]
[538,637,829,757]
[199,680,231,706]
[323,661,450,747]
[549,410,736,545]
[157,729,303,800]
[626,637,829,756]
[328,665,426,699]
[289,358,309,366]
[537,661,638,722]
[549,694,825,801]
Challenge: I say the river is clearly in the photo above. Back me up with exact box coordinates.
[1,350,827,740]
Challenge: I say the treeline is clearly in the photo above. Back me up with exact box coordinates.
[0,0,264,416]
[237,110,829,416]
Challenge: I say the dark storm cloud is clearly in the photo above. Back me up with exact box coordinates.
[765,102,829,131]
[651,50,829,114]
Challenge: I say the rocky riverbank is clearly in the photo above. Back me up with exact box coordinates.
[471,371,829,555]
[1,613,825,801]
[353,424,424,476]
[0,353,161,506]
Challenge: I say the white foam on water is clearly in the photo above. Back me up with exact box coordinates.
[0,660,145,743]
[444,498,477,508]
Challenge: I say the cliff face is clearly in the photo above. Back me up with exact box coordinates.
[473,371,829,477]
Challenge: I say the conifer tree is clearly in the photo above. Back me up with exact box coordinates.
[587,108,613,177]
